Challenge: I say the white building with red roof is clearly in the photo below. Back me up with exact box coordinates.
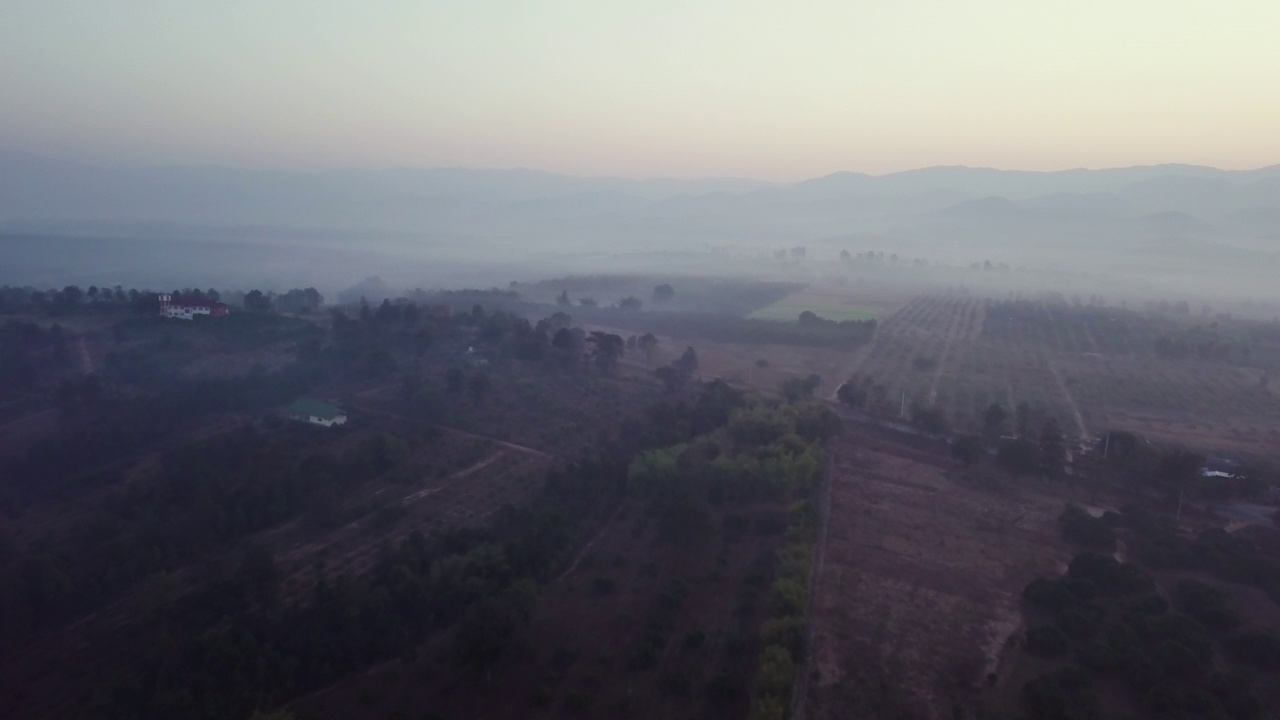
[158,294,230,320]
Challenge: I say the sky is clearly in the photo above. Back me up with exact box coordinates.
[2,0,1278,180]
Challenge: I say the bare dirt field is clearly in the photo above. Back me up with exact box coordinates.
[803,432,1073,720]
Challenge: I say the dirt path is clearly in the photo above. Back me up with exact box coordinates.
[1047,360,1089,440]
[352,404,553,459]
[555,502,626,582]
[826,340,877,401]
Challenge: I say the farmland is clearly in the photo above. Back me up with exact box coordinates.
[747,284,894,323]
[843,294,1280,456]
[802,431,1072,720]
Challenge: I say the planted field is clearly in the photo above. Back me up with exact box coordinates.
[849,295,1280,454]
[803,433,1071,719]
[748,285,896,322]
[271,437,553,603]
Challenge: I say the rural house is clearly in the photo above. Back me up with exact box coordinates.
[286,398,348,427]
[158,293,230,320]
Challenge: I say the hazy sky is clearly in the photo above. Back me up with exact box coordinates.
[3,0,1278,179]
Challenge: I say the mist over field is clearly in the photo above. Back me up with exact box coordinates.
[8,1,1280,718]
[4,151,1279,308]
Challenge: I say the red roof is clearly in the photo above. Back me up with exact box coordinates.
[167,296,228,309]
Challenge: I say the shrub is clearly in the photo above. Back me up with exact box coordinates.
[681,630,706,652]
[1061,505,1117,552]
[1026,625,1069,657]
[1023,578,1074,613]
[1224,630,1280,668]
[1125,594,1168,615]
[1055,605,1104,640]
[1173,580,1239,632]
[754,645,795,700]
[768,578,807,617]
[762,616,807,658]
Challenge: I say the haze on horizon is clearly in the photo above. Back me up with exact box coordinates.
[3,0,1279,180]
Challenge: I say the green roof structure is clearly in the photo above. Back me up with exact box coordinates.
[287,398,345,421]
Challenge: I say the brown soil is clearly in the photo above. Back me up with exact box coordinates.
[802,433,1072,720]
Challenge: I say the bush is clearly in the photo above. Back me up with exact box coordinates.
[1225,630,1280,668]
[1173,580,1239,632]
[754,645,795,700]
[1061,505,1117,552]
[1126,594,1169,616]
[768,578,807,617]
[1055,605,1104,640]
[1066,553,1150,596]
[762,616,807,658]
[1026,625,1069,657]
[1075,641,1120,671]
[1023,578,1074,613]
[681,630,706,652]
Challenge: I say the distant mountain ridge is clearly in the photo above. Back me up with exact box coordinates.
[2,151,1278,293]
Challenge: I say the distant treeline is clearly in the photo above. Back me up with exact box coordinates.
[409,288,877,349]
[0,284,325,316]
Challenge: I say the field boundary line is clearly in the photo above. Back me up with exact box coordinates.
[790,446,834,720]
[351,404,553,459]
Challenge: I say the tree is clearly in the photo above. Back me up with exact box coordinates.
[587,331,624,372]
[951,435,984,467]
[244,290,272,312]
[910,403,949,436]
[451,579,537,676]
[578,297,597,308]
[638,333,658,362]
[839,249,852,263]
[468,371,491,403]
[998,438,1040,477]
[1039,419,1066,476]
[375,298,397,323]
[1015,401,1032,438]
[655,365,686,393]
[653,283,675,303]
[837,376,868,408]
[781,374,821,403]
[445,366,465,393]
[618,296,643,311]
[675,346,699,375]
[982,403,1008,439]
[556,289,570,307]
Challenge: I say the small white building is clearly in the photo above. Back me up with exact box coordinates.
[158,294,230,320]
[286,399,348,427]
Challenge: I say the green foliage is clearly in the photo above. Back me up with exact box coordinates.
[1224,630,1280,668]
[1021,665,1098,720]
[762,616,807,658]
[1060,505,1117,553]
[997,437,1040,477]
[1172,580,1239,632]
[780,374,821,403]
[753,644,796,703]
[1026,624,1069,657]
[950,434,984,466]
[1066,553,1152,597]
[1024,577,1076,613]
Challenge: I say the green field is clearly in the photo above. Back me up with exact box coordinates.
[748,298,883,322]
